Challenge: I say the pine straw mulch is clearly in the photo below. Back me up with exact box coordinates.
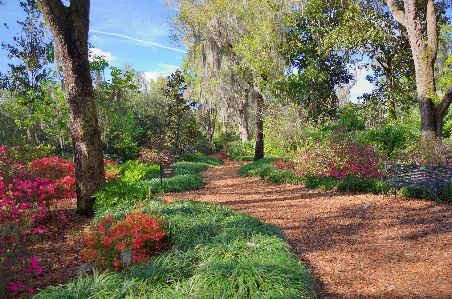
[6,157,452,298]
[163,158,452,299]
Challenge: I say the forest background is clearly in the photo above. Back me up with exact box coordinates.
[1,0,452,174]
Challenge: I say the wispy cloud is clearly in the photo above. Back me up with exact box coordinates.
[159,63,180,74]
[143,71,164,81]
[90,29,186,54]
[89,48,115,62]
[0,10,25,19]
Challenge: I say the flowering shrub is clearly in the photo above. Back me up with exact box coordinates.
[0,146,78,296]
[104,159,120,182]
[82,212,168,271]
[286,134,383,179]
[272,158,295,170]
[393,140,452,166]
[136,139,179,165]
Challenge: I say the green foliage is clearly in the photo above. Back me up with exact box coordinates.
[303,176,339,190]
[238,158,305,184]
[164,70,200,151]
[276,11,351,122]
[337,103,365,131]
[357,123,417,159]
[392,140,452,166]
[36,201,315,299]
[337,177,381,194]
[222,141,255,160]
[94,157,221,208]
[118,161,160,183]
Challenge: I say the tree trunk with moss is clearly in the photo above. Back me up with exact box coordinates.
[387,0,452,140]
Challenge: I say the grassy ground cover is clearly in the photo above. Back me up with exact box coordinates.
[33,156,315,299]
[35,200,315,299]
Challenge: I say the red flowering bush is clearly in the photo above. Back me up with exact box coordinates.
[286,133,383,179]
[272,158,295,170]
[136,139,179,165]
[82,212,168,271]
[0,146,78,296]
[104,159,120,182]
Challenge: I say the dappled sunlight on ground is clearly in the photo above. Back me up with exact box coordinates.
[164,157,452,299]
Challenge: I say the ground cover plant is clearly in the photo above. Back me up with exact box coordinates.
[35,199,315,299]
[94,156,223,208]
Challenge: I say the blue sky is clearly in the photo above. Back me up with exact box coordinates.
[0,0,186,81]
[0,0,372,100]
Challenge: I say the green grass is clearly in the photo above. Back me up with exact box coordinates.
[238,158,383,193]
[238,158,304,185]
[35,200,315,299]
[94,157,223,208]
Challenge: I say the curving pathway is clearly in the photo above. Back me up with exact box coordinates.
[164,158,452,299]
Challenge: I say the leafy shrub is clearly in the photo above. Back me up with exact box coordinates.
[289,130,383,179]
[82,212,168,271]
[337,177,381,193]
[221,141,255,160]
[118,161,160,183]
[238,158,305,184]
[357,123,417,159]
[393,140,452,166]
[136,139,180,165]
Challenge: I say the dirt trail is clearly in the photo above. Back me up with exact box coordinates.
[164,158,452,299]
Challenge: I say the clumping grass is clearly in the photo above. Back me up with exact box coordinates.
[94,157,223,208]
[239,158,385,193]
[238,158,304,185]
[35,200,315,299]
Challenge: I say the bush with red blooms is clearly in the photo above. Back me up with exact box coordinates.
[82,211,168,271]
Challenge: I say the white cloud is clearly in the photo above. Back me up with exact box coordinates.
[90,30,187,53]
[349,70,374,103]
[89,48,115,62]
[158,63,180,75]
[143,71,163,81]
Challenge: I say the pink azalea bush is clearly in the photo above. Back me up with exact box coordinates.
[135,139,179,165]
[82,210,168,271]
[282,132,383,180]
[1,145,124,297]
[0,146,77,297]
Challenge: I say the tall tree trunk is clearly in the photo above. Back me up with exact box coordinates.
[386,0,452,141]
[38,0,105,216]
[237,93,250,143]
[253,87,264,161]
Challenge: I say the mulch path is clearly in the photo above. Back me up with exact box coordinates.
[5,157,452,298]
[164,158,452,299]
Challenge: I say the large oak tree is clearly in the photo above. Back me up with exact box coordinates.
[37,0,104,216]
[386,0,452,140]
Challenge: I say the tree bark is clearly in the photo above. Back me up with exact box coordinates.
[237,92,250,143]
[386,0,452,141]
[253,87,264,161]
[38,0,105,216]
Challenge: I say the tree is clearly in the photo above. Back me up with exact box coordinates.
[0,0,54,145]
[164,69,199,151]
[278,13,352,123]
[386,0,451,140]
[37,0,105,216]
[168,0,292,160]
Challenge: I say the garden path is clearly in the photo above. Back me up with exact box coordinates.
[164,157,452,299]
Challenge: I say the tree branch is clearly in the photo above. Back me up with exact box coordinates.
[386,0,406,27]
[426,0,438,59]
